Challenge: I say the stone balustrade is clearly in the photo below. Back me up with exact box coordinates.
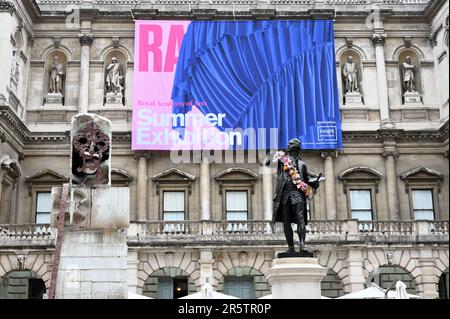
[0,220,447,247]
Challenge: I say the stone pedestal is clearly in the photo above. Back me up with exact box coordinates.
[105,92,123,106]
[403,91,422,105]
[51,187,130,299]
[344,92,363,106]
[45,93,63,106]
[265,258,328,299]
[55,231,128,299]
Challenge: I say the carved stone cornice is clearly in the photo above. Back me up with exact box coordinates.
[79,33,94,46]
[133,151,151,160]
[0,0,16,15]
[191,9,218,20]
[250,9,276,20]
[371,33,386,46]
[80,8,99,20]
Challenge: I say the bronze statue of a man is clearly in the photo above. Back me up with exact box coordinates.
[266,138,319,254]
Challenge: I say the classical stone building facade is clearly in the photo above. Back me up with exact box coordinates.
[0,0,448,299]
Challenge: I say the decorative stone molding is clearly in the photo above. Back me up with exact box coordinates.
[382,149,400,159]
[345,37,353,48]
[191,9,218,20]
[52,36,61,48]
[403,35,412,48]
[371,33,386,46]
[25,169,68,196]
[428,33,437,48]
[112,36,120,47]
[79,33,94,46]
[320,150,338,159]
[250,8,276,19]
[152,168,196,195]
[0,0,16,15]
[111,168,134,187]
[338,166,382,194]
[400,166,444,193]
[26,31,34,47]
[214,167,259,195]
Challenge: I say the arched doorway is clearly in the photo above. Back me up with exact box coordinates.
[0,270,46,299]
[367,265,417,294]
[321,269,344,298]
[217,267,271,299]
[142,267,196,299]
[438,268,449,299]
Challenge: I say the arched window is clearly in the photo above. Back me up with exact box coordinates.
[142,267,196,299]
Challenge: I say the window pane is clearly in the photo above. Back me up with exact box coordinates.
[36,212,51,224]
[163,192,184,212]
[350,190,371,210]
[163,212,185,221]
[226,191,247,211]
[226,211,248,221]
[414,210,434,220]
[36,193,51,213]
[351,210,372,221]
[412,190,433,210]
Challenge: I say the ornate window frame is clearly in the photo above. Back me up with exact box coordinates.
[215,168,259,220]
[25,169,68,223]
[400,166,443,220]
[152,168,196,220]
[338,167,382,220]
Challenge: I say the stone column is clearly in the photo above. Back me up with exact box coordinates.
[261,164,273,221]
[134,152,150,222]
[200,156,210,220]
[383,143,400,221]
[371,33,394,129]
[321,151,337,220]
[78,33,94,113]
[346,250,365,292]
[0,3,15,103]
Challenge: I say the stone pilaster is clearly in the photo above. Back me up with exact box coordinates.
[416,249,439,299]
[78,33,94,113]
[200,156,211,221]
[198,250,215,287]
[127,250,139,293]
[371,32,394,129]
[261,164,273,222]
[382,142,400,221]
[134,151,150,222]
[0,2,14,102]
[321,151,337,220]
[346,249,365,293]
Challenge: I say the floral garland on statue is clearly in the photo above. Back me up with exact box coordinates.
[274,151,314,199]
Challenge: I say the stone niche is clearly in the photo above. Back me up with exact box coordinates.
[103,50,127,107]
[43,50,68,106]
[398,50,423,106]
[340,49,364,106]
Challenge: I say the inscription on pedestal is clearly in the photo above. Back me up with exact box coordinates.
[105,92,123,106]
[404,91,422,105]
[45,93,63,106]
[344,92,363,106]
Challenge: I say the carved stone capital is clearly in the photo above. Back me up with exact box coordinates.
[0,0,16,15]
[382,149,399,159]
[134,151,151,160]
[321,150,338,159]
[428,33,437,48]
[79,33,94,46]
[371,33,386,46]
[0,130,6,143]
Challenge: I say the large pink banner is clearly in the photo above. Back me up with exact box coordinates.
[132,20,227,150]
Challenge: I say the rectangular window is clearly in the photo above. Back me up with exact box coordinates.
[36,192,52,224]
[350,190,373,221]
[163,191,185,232]
[412,190,434,220]
[226,191,248,221]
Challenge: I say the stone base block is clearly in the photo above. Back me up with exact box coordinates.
[344,92,363,106]
[265,257,328,299]
[105,92,123,106]
[404,91,422,105]
[44,93,63,106]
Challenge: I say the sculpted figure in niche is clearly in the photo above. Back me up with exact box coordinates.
[49,56,64,94]
[402,56,417,93]
[342,55,359,93]
[105,57,123,94]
